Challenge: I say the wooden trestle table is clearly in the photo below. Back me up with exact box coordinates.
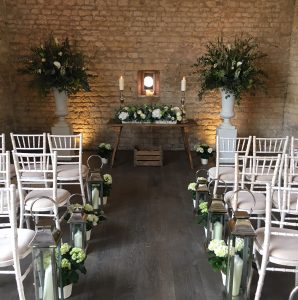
[107,119,197,169]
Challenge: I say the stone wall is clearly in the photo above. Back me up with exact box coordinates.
[1,0,295,149]
[285,0,298,137]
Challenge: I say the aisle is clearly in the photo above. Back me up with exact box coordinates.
[74,151,223,300]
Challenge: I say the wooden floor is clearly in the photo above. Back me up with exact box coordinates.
[0,151,297,299]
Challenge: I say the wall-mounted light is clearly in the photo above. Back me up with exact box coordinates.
[137,70,160,97]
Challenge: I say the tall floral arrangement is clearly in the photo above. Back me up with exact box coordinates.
[192,36,267,103]
[19,35,90,96]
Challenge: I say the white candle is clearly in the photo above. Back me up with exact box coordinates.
[119,76,124,90]
[43,266,54,300]
[213,221,223,240]
[181,76,186,91]
[74,229,83,248]
[92,186,99,209]
[232,254,243,296]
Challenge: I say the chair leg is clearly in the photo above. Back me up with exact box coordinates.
[80,177,86,204]
[14,262,26,300]
[254,254,268,300]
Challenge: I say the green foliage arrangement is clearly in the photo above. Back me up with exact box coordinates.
[192,36,267,103]
[194,144,213,159]
[19,35,90,96]
[97,143,113,159]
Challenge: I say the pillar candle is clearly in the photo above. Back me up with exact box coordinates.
[119,76,124,90]
[43,265,54,300]
[232,254,243,296]
[92,186,99,209]
[74,229,83,248]
[213,221,223,240]
[181,76,186,91]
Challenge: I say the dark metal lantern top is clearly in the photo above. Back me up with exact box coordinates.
[67,209,87,224]
[29,225,62,248]
[208,199,227,214]
[228,211,256,237]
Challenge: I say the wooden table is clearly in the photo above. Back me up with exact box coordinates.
[107,119,197,169]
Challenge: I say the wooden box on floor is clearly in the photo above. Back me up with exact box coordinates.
[134,146,163,166]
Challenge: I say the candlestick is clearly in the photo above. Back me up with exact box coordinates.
[181,76,186,92]
[213,221,223,240]
[180,90,187,123]
[119,90,124,105]
[119,76,124,90]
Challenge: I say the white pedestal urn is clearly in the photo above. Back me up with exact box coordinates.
[86,229,92,241]
[51,88,73,135]
[59,283,73,299]
[103,196,108,205]
[216,88,237,162]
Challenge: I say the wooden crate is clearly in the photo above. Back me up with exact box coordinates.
[134,146,163,166]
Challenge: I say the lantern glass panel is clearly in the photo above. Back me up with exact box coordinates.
[32,247,58,300]
[71,223,86,249]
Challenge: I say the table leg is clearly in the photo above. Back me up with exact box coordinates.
[111,126,123,167]
[181,127,194,169]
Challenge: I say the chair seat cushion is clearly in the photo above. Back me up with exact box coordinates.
[25,189,70,211]
[224,190,266,213]
[272,191,298,211]
[0,228,35,267]
[255,227,298,266]
[208,166,235,182]
[57,164,88,181]
[245,168,274,183]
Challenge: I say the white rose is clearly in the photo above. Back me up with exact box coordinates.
[176,111,181,117]
[58,51,63,56]
[53,61,61,69]
[197,147,204,153]
[177,115,182,121]
[118,111,129,121]
[141,114,146,119]
[236,61,242,67]
[137,110,142,115]
[152,108,162,119]
[105,144,111,150]
[207,147,213,153]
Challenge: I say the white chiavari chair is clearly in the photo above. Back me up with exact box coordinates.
[290,136,298,157]
[0,184,35,300]
[47,133,88,203]
[254,185,298,300]
[13,151,71,229]
[10,133,47,154]
[208,136,252,195]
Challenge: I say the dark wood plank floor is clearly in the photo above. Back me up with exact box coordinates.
[0,151,297,299]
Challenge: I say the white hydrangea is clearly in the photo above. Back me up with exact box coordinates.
[207,147,213,153]
[118,111,129,121]
[53,61,61,69]
[208,239,226,252]
[58,51,63,56]
[235,237,244,252]
[141,113,146,119]
[103,174,112,185]
[177,115,182,122]
[152,108,162,119]
[187,182,196,191]
[214,243,229,258]
[198,147,204,153]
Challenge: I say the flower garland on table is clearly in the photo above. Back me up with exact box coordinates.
[115,104,182,123]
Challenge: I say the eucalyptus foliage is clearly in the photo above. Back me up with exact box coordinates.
[192,36,267,104]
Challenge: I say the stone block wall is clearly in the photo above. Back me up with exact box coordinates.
[0,0,295,149]
[285,0,298,137]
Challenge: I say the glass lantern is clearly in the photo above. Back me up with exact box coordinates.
[29,225,63,300]
[206,194,227,245]
[225,211,256,300]
[195,178,209,211]
[67,208,87,250]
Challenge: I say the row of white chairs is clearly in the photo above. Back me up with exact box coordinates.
[206,136,298,299]
[0,133,92,299]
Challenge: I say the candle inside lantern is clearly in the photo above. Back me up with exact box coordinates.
[119,76,124,90]
[92,186,99,209]
[232,254,243,296]
[181,76,186,91]
[74,229,83,248]
[145,89,154,96]
[213,221,223,240]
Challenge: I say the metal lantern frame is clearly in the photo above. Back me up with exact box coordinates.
[206,179,228,244]
[225,210,256,300]
[194,169,210,210]
[28,197,63,300]
[67,207,87,250]
[86,155,106,220]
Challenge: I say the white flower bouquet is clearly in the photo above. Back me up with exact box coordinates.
[194,143,213,159]
[115,104,182,123]
[103,173,112,197]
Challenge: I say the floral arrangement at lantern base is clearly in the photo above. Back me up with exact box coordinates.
[115,104,182,124]
[58,243,87,299]
[194,143,213,165]
[97,143,113,164]
[103,174,112,205]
